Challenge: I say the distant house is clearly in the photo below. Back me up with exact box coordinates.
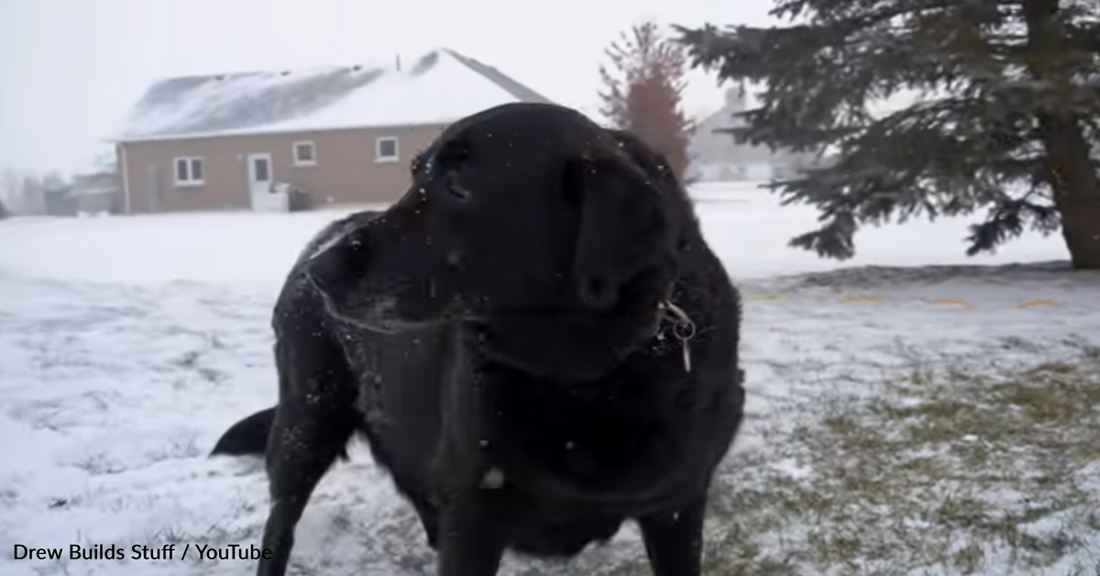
[14,173,68,216]
[42,181,77,217]
[106,48,552,214]
[71,152,122,214]
[687,88,820,183]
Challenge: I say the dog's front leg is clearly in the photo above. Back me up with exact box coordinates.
[637,495,707,576]
[436,490,508,576]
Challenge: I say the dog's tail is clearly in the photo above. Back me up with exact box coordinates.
[210,407,276,456]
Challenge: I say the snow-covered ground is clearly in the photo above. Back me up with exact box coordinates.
[1,183,1097,576]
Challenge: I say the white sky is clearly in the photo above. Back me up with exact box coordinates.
[0,0,778,174]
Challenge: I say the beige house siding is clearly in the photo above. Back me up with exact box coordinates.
[118,124,447,214]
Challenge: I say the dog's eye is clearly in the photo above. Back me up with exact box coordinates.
[446,172,471,201]
[449,183,471,201]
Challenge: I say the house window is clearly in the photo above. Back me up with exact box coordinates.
[376,137,399,163]
[293,141,316,166]
[174,157,204,186]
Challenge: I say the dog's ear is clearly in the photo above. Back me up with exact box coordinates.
[569,152,669,311]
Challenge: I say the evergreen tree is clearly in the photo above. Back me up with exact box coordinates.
[600,22,694,182]
[678,0,1100,269]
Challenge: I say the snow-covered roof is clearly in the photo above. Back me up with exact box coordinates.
[110,48,552,143]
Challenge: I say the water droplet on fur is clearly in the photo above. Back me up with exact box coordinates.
[446,250,463,269]
[481,467,504,489]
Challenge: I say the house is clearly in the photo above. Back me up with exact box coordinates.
[687,88,820,183]
[71,152,123,214]
[72,172,121,214]
[106,48,552,214]
[42,181,77,217]
[12,173,66,216]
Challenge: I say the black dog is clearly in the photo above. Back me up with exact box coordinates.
[211,102,745,576]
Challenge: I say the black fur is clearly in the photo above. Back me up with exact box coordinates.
[209,407,274,456]
[211,102,745,576]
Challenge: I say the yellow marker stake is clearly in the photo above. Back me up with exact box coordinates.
[744,293,790,301]
[930,298,974,310]
[839,295,887,304]
[1014,299,1058,309]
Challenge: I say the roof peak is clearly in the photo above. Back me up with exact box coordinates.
[149,48,467,84]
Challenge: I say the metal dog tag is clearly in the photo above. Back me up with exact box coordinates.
[658,300,696,374]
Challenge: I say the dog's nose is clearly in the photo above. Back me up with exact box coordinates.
[577,274,618,311]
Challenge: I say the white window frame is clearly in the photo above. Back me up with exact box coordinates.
[375,136,399,163]
[293,141,316,166]
[174,157,204,186]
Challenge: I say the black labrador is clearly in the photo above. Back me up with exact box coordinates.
[211,102,745,576]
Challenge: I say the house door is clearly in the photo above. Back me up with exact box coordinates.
[246,153,280,212]
[146,167,161,212]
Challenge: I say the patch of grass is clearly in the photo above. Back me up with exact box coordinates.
[70,451,127,475]
[173,351,201,369]
[141,500,260,567]
[146,434,202,463]
[697,351,1100,576]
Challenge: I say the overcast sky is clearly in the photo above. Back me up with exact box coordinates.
[0,0,778,174]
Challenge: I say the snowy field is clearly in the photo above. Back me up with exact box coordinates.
[1,182,1098,576]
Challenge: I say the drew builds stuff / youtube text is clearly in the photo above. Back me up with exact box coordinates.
[12,543,273,561]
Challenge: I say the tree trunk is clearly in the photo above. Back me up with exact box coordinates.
[1023,0,1100,270]
[1036,114,1100,270]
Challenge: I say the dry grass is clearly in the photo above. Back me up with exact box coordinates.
[351,347,1100,576]
[690,350,1100,576]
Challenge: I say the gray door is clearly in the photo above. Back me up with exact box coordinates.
[146,167,161,212]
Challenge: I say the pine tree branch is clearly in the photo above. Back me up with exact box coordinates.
[677,0,1100,261]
